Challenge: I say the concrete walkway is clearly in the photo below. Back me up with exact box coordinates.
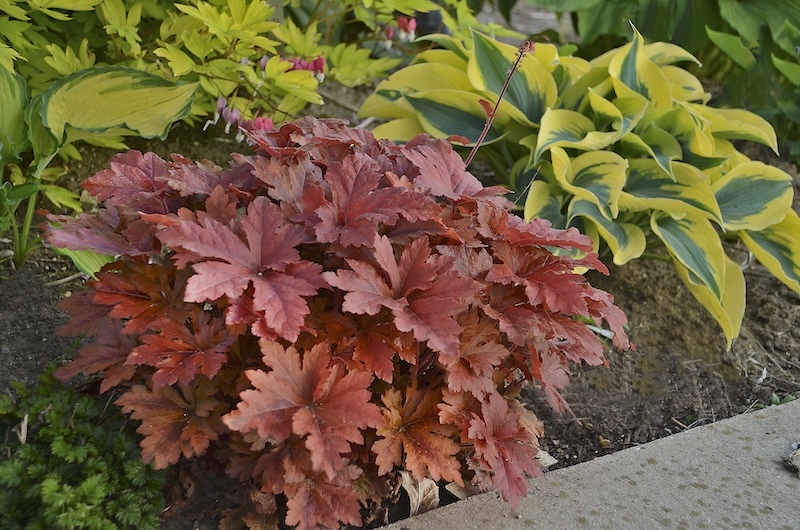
[384,400,800,529]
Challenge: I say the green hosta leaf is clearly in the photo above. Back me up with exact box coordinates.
[358,63,473,120]
[673,254,745,349]
[52,248,114,278]
[705,26,756,70]
[550,146,627,220]
[25,97,59,179]
[531,108,618,163]
[405,90,503,144]
[608,25,672,110]
[712,161,793,232]
[651,212,726,300]
[772,53,800,86]
[567,199,646,265]
[468,30,556,125]
[620,160,722,224]
[524,179,568,229]
[371,117,425,143]
[38,66,198,144]
[0,66,29,163]
[690,105,778,153]
[620,126,682,177]
[740,209,800,294]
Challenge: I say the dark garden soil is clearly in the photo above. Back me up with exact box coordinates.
[3,6,800,526]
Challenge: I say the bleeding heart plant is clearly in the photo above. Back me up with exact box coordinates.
[45,117,628,529]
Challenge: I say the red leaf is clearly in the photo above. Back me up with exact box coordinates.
[83,150,172,213]
[152,196,323,342]
[529,345,574,414]
[324,235,481,356]
[314,152,440,247]
[443,309,510,397]
[403,139,485,199]
[468,393,542,508]
[127,307,237,388]
[373,386,463,485]
[284,460,363,530]
[248,152,323,215]
[222,341,382,479]
[116,380,225,469]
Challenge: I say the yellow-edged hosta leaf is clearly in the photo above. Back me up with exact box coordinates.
[608,25,672,110]
[405,90,504,144]
[468,30,556,125]
[662,65,710,103]
[673,254,745,349]
[358,63,475,120]
[0,65,29,162]
[412,49,468,71]
[712,161,793,232]
[654,105,726,170]
[740,209,800,293]
[524,179,568,229]
[620,159,722,223]
[689,105,779,153]
[558,67,611,111]
[550,146,627,220]
[371,117,425,143]
[587,90,647,139]
[39,66,198,143]
[620,126,682,177]
[532,108,618,163]
[651,212,726,300]
[568,199,646,265]
[643,42,702,67]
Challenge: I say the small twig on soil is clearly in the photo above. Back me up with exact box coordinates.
[44,272,85,287]
[670,416,689,430]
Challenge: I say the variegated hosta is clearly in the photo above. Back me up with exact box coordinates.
[359,26,799,347]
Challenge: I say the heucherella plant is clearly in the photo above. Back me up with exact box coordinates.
[359,26,800,347]
[45,117,628,528]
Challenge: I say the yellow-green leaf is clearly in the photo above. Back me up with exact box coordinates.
[689,105,779,153]
[673,254,745,349]
[568,199,646,265]
[0,65,29,162]
[550,146,627,219]
[706,26,755,69]
[587,90,647,139]
[740,209,800,293]
[651,212,726,300]
[532,108,618,163]
[711,161,793,231]
[608,25,672,110]
[41,184,81,212]
[524,179,568,228]
[662,65,709,103]
[772,53,800,86]
[154,43,196,76]
[620,126,682,177]
[643,42,702,67]
[405,90,504,144]
[371,117,426,143]
[620,159,722,223]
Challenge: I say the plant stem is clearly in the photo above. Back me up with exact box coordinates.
[15,190,39,267]
[465,41,531,168]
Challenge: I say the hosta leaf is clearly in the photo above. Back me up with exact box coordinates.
[567,199,646,265]
[740,209,800,294]
[405,90,503,144]
[620,159,722,223]
[558,67,611,111]
[662,65,710,103]
[0,66,29,163]
[651,212,726,300]
[587,90,648,139]
[673,254,745,348]
[690,105,779,153]
[523,180,568,229]
[550,146,627,220]
[643,42,702,67]
[608,25,672,110]
[772,53,800,86]
[655,105,725,169]
[705,26,755,69]
[620,126,683,177]
[711,161,793,232]
[531,108,618,163]
[39,66,198,143]
[371,117,426,143]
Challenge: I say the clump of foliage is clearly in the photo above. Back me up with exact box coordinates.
[45,117,628,528]
[359,27,800,347]
[0,366,165,529]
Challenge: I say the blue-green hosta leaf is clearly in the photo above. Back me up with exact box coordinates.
[772,53,800,86]
[359,62,474,120]
[620,126,683,177]
[586,90,648,139]
[673,254,745,349]
[651,212,726,300]
[38,66,198,143]
[608,25,672,110]
[662,65,710,103]
[620,159,723,224]
[468,30,556,125]
[0,66,29,163]
[705,26,756,69]
[689,105,779,153]
[523,179,568,229]
[405,90,504,144]
[550,146,628,220]
[371,117,425,143]
[655,105,727,170]
[740,209,800,294]
[531,108,618,163]
[712,161,793,232]
[568,199,646,265]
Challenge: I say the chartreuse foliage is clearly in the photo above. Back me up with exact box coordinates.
[359,27,799,347]
[45,118,629,529]
[0,366,165,529]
